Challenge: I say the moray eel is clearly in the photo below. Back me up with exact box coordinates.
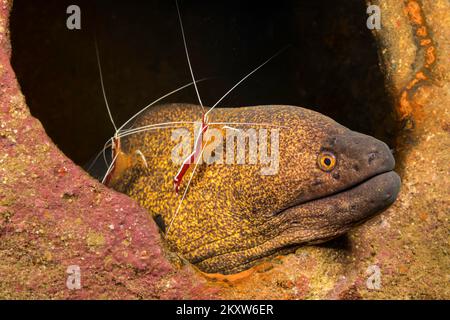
[108,103,401,275]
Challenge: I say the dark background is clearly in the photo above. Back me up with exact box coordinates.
[10,0,395,166]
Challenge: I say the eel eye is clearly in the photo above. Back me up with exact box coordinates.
[318,152,336,172]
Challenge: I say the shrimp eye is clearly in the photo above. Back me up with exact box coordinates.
[318,152,336,172]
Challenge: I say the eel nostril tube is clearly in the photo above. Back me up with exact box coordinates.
[368,152,377,164]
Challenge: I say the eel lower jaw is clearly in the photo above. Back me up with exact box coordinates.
[280,170,401,238]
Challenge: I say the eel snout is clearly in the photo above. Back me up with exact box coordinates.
[322,130,397,186]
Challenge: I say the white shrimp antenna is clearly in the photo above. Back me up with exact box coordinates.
[176,0,205,112]
[116,78,208,133]
[204,45,291,121]
[94,36,118,132]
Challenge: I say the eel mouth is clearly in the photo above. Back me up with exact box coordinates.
[305,169,398,208]
[281,170,401,231]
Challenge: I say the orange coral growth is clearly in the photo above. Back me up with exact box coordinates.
[416,26,427,37]
[399,91,413,120]
[404,1,423,25]
[425,46,436,66]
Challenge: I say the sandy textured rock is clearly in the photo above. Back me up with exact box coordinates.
[0,0,448,299]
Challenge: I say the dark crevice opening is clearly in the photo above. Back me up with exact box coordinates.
[10,0,397,168]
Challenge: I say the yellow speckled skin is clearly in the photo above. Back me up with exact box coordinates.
[109,103,400,274]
